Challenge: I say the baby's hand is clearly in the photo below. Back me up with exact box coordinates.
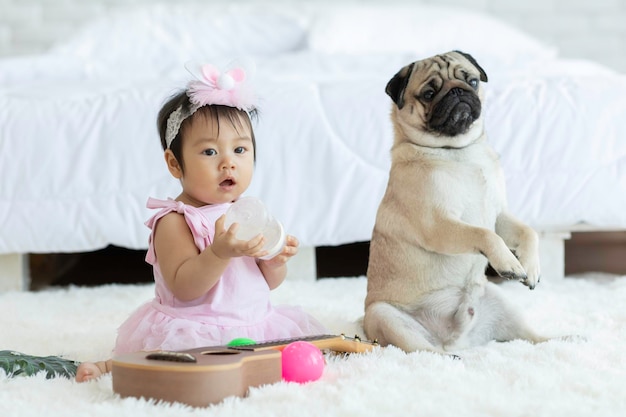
[210,215,268,259]
[258,235,299,269]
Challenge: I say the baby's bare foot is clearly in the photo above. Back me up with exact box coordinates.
[75,359,112,382]
[75,362,102,382]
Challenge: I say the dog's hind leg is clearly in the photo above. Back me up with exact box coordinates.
[467,282,549,345]
[364,301,444,353]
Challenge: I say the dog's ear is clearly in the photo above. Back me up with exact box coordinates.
[453,50,488,82]
[385,63,415,109]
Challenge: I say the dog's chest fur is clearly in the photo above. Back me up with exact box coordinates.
[433,143,507,227]
[390,140,507,228]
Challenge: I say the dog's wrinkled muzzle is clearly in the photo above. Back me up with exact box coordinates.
[429,88,482,137]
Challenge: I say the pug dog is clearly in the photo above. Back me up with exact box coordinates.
[363,51,548,353]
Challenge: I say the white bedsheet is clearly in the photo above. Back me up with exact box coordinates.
[1,3,625,254]
[1,53,625,254]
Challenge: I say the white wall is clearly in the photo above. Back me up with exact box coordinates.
[0,0,625,73]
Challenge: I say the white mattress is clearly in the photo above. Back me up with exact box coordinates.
[1,4,626,254]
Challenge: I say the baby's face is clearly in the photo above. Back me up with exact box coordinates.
[177,114,255,206]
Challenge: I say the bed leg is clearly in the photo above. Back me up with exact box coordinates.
[286,246,317,282]
[0,253,30,291]
[538,232,571,281]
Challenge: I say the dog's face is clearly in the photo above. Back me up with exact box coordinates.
[386,51,488,148]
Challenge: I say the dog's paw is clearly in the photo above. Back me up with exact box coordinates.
[490,255,527,282]
[520,271,540,290]
[519,257,540,289]
[518,253,541,290]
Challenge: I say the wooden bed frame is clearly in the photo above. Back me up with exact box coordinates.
[0,232,573,291]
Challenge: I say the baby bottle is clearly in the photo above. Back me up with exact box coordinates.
[224,196,286,260]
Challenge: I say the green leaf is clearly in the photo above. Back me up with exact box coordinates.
[0,350,79,379]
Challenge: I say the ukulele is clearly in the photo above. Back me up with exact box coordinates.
[112,334,377,407]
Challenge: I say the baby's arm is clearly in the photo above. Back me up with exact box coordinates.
[258,235,299,290]
[155,213,266,301]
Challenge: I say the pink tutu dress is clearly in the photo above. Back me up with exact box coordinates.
[114,198,327,354]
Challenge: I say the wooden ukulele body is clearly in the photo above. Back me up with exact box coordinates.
[112,334,375,407]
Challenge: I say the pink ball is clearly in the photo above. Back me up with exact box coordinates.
[281,341,325,383]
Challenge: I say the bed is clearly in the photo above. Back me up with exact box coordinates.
[1,3,625,290]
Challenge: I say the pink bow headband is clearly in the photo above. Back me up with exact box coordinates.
[165,61,257,148]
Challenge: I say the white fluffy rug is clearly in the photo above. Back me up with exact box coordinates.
[2,274,626,417]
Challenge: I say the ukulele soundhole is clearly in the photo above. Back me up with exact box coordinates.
[145,351,197,363]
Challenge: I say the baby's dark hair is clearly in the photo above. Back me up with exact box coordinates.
[156,90,258,172]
